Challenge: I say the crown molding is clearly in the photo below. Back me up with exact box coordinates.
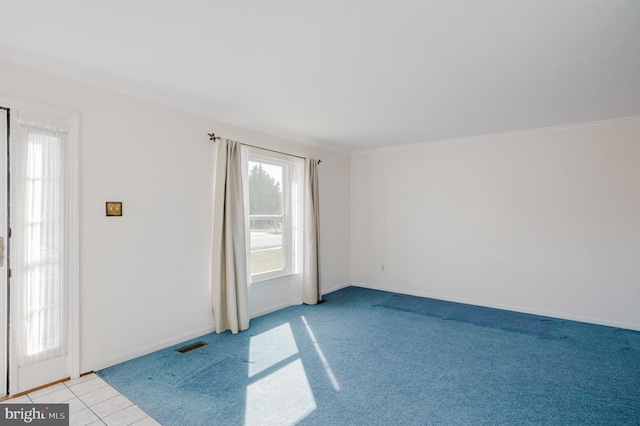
[352,116,640,158]
[1,45,349,156]
[5,44,637,160]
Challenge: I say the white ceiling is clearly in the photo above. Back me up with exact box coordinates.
[1,0,639,153]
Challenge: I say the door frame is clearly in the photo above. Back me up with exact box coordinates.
[1,97,80,395]
[1,107,9,397]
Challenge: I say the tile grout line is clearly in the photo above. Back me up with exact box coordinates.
[85,394,132,423]
[63,380,119,423]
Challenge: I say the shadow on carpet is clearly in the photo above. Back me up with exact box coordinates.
[375,294,565,339]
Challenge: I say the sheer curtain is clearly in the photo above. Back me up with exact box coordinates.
[13,120,68,366]
[211,139,250,334]
[302,158,321,304]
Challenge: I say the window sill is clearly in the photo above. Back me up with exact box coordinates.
[250,273,296,289]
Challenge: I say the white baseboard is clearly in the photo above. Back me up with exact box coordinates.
[92,281,637,374]
[84,325,216,372]
[250,282,353,317]
[322,282,351,295]
[251,301,293,319]
[351,282,640,332]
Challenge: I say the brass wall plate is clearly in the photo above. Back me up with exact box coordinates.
[106,202,123,217]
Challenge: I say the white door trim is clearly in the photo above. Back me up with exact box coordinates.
[0,107,9,397]
[66,113,80,382]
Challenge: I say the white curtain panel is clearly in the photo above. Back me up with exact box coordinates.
[302,158,321,305]
[211,139,250,334]
[13,121,68,366]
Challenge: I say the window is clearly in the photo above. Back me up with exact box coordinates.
[245,148,303,283]
[23,129,66,360]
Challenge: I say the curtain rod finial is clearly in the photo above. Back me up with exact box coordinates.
[208,132,221,142]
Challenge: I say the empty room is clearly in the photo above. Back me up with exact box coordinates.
[1,1,639,425]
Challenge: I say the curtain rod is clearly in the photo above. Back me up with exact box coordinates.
[208,133,321,164]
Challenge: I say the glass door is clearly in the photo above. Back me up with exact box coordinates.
[2,101,79,395]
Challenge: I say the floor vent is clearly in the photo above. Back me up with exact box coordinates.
[176,341,207,354]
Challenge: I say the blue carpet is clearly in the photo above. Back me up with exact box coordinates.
[375,294,564,339]
[97,287,640,425]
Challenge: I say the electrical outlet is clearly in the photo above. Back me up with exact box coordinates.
[381,264,385,271]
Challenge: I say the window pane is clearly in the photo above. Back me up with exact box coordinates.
[250,226,283,275]
[20,129,66,364]
[248,162,283,215]
[248,160,285,276]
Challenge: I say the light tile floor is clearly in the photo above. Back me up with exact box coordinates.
[1,374,160,426]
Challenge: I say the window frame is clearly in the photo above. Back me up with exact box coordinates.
[244,148,301,284]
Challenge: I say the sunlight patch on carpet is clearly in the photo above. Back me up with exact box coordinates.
[302,315,341,391]
[249,322,299,378]
[244,359,316,426]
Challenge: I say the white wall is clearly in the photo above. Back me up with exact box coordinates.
[351,121,640,330]
[0,60,350,372]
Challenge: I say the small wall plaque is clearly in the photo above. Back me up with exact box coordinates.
[106,202,123,217]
